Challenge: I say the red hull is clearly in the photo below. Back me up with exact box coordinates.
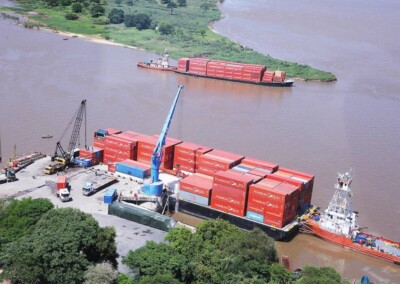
[305,220,400,265]
[137,62,177,71]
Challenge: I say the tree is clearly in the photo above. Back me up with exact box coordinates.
[90,4,105,18]
[200,28,206,37]
[126,0,133,5]
[84,262,118,284]
[115,0,123,5]
[158,21,174,35]
[65,13,79,20]
[108,8,125,24]
[166,1,177,14]
[117,273,135,284]
[177,0,186,6]
[0,208,118,283]
[0,198,53,246]
[296,266,347,284]
[71,2,83,13]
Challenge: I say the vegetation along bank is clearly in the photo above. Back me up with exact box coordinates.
[1,0,336,82]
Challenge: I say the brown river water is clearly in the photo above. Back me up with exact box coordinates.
[1,0,399,282]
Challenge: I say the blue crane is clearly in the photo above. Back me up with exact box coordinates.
[143,85,184,196]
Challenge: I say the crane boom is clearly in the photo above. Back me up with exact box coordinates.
[53,99,87,164]
[151,85,183,183]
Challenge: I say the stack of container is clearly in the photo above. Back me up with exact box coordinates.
[179,173,213,206]
[188,58,210,76]
[93,128,122,149]
[211,170,254,217]
[115,159,151,179]
[196,149,244,176]
[177,58,190,72]
[271,167,314,213]
[173,142,212,173]
[136,135,182,170]
[247,177,299,228]
[103,135,136,165]
[206,60,227,78]
[242,64,266,82]
[262,71,275,83]
[232,157,279,178]
[76,147,104,166]
[272,71,286,83]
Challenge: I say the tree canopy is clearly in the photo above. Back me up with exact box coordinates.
[108,8,125,24]
[0,207,118,283]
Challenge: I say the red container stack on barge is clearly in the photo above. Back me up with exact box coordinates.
[175,58,294,87]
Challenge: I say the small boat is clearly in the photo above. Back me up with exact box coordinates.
[137,50,177,72]
[301,170,400,265]
[42,135,53,139]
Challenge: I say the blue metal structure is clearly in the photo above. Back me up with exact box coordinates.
[143,85,184,196]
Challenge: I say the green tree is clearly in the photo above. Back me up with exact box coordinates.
[0,198,53,246]
[115,0,123,5]
[134,13,152,30]
[0,208,118,283]
[108,8,125,24]
[296,265,344,284]
[90,4,105,17]
[117,273,135,284]
[71,2,83,13]
[177,0,186,6]
[158,21,174,35]
[139,273,182,284]
[200,28,206,37]
[84,262,118,284]
[65,13,79,20]
[126,0,133,5]
[166,1,177,14]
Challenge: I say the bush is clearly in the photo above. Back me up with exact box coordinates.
[115,0,122,4]
[158,21,174,35]
[126,0,133,5]
[71,2,83,13]
[108,8,124,24]
[90,4,105,18]
[65,13,79,20]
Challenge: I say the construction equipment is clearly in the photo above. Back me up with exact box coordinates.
[142,85,184,196]
[52,99,87,168]
[0,168,16,183]
[43,163,65,175]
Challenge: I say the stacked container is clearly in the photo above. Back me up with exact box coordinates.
[273,71,286,83]
[116,159,151,179]
[271,167,314,213]
[103,135,136,165]
[177,58,190,72]
[93,128,122,149]
[262,71,275,83]
[173,142,212,173]
[232,157,279,178]
[247,177,299,228]
[179,173,213,206]
[78,147,104,166]
[206,60,226,78]
[196,149,244,176]
[188,58,210,76]
[136,135,182,170]
[211,170,254,217]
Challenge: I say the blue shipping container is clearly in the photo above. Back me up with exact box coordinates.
[74,157,92,167]
[246,211,264,223]
[116,162,149,179]
[232,165,252,173]
[104,188,117,204]
[179,190,209,206]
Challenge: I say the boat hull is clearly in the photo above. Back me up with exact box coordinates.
[174,70,294,87]
[305,220,400,265]
[137,62,177,71]
[172,198,299,241]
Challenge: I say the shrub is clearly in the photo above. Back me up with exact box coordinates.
[158,21,174,35]
[65,13,79,20]
[71,2,83,13]
[108,8,124,24]
[90,4,105,18]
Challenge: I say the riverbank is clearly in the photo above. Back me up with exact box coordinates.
[0,0,336,82]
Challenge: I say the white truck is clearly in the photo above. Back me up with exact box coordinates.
[82,176,118,196]
[59,188,72,202]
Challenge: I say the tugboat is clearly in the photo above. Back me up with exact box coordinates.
[301,170,400,265]
[137,50,177,71]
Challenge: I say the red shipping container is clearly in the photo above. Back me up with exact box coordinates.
[200,149,244,168]
[177,163,195,173]
[178,58,190,72]
[180,173,213,198]
[57,176,67,190]
[175,142,212,157]
[210,198,246,217]
[93,139,105,149]
[241,157,279,172]
[108,163,116,173]
[196,164,219,176]
[248,168,270,178]
[174,153,196,165]
[211,183,247,204]
[213,170,254,191]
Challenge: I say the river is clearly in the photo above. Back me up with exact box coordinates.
[0,0,399,282]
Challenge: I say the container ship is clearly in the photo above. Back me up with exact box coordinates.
[137,50,177,72]
[301,170,400,265]
[75,127,315,240]
[174,58,294,87]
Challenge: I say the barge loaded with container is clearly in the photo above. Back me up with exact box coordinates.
[77,127,315,240]
[301,170,400,265]
[174,58,294,87]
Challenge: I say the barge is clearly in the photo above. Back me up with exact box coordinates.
[175,58,294,87]
[301,170,400,265]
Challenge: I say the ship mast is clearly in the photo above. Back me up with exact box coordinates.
[320,169,358,237]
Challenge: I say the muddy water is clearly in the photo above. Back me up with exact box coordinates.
[0,0,399,281]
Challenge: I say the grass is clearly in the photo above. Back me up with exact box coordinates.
[1,0,336,81]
